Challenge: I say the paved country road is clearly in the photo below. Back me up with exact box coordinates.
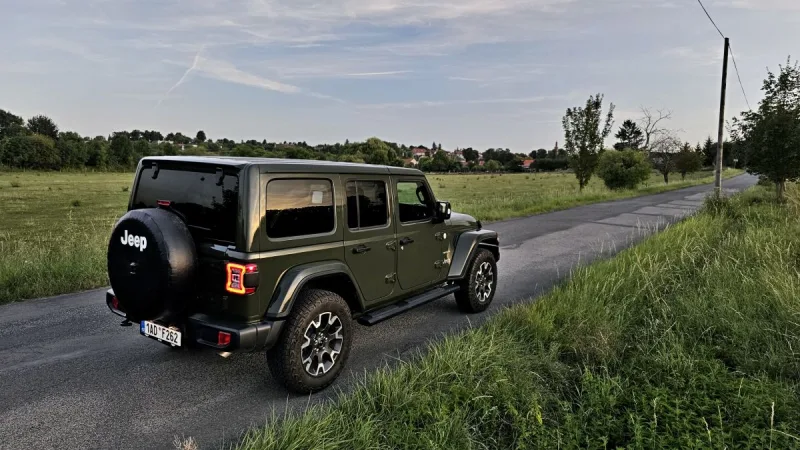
[0,175,757,450]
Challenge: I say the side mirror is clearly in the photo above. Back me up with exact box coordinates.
[434,201,452,223]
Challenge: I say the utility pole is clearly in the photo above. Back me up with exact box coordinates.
[714,37,729,195]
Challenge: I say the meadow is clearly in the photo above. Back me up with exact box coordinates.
[0,168,740,304]
[234,186,800,449]
[430,169,741,221]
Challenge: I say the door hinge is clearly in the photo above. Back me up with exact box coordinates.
[385,240,397,251]
[385,273,397,284]
[434,259,451,269]
[434,231,448,241]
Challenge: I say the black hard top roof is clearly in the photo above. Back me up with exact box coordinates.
[140,156,423,176]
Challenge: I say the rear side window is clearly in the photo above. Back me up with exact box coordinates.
[133,164,239,244]
[266,179,335,239]
[346,180,389,230]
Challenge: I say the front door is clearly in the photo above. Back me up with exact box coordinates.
[343,177,396,305]
[394,177,444,291]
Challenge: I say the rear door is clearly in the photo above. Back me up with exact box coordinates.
[343,176,396,305]
[393,177,445,291]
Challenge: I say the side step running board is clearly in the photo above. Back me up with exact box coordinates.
[357,285,460,326]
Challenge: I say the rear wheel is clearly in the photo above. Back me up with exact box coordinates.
[267,289,353,394]
[454,249,497,313]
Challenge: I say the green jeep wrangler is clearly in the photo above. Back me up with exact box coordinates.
[106,156,500,393]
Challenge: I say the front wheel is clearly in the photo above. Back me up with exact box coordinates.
[454,249,497,313]
[267,289,353,394]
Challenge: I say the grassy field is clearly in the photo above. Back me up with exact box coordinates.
[429,169,742,222]
[233,186,800,450]
[0,168,741,304]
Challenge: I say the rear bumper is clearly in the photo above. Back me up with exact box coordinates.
[105,289,283,353]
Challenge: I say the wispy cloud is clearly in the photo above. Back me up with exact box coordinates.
[156,46,205,108]
[28,38,111,63]
[339,70,411,77]
[662,44,722,67]
[719,0,800,10]
[358,94,572,109]
[193,56,344,102]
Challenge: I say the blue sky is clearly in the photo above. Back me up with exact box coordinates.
[1,0,799,151]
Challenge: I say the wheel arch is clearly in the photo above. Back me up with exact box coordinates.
[265,261,365,320]
[447,230,500,281]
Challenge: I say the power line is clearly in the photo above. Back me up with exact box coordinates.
[728,44,753,111]
[696,0,724,38]
[695,0,752,111]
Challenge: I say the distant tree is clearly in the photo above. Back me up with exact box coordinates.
[674,142,703,180]
[165,132,176,142]
[427,149,453,171]
[535,149,548,159]
[195,130,207,143]
[129,129,143,141]
[0,109,25,139]
[614,119,645,150]
[639,107,673,152]
[160,142,178,156]
[701,136,716,167]
[109,132,134,168]
[732,57,800,199]
[57,131,88,168]
[85,139,108,167]
[462,148,479,162]
[485,160,501,172]
[1,134,60,169]
[26,115,59,140]
[133,139,151,161]
[562,93,615,190]
[649,132,681,183]
[596,149,652,190]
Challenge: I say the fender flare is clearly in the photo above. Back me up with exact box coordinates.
[447,230,500,281]
[264,261,365,320]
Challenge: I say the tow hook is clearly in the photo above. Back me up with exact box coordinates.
[120,319,133,327]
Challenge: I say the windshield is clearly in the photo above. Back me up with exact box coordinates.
[132,163,240,244]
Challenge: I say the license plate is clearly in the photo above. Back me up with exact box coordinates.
[140,321,181,347]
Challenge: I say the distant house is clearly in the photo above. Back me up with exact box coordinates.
[403,158,418,167]
[410,146,429,160]
[522,159,535,170]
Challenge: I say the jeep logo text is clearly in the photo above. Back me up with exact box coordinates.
[121,230,147,252]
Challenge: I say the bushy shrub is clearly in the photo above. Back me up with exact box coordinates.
[596,149,651,190]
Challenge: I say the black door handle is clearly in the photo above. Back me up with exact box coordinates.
[399,237,414,246]
[352,244,371,254]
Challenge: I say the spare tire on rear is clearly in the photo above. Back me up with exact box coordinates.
[107,208,197,322]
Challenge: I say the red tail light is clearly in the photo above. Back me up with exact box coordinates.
[157,200,171,207]
[111,296,120,310]
[225,263,258,295]
[218,331,231,346]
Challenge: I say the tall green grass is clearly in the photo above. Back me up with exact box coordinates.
[0,171,129,303]
[234,186,800,449]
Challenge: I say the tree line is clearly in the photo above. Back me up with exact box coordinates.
[558,56,797,196]
[0,110,574,173]
[559,95,744,191]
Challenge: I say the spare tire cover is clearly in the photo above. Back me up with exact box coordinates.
[107,208,197,322]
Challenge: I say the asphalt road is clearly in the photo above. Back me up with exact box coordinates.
[0,174,757,450]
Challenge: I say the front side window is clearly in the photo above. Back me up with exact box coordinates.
[346,180,388,230]
[397,180,434,223]
[266,179,334,239]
